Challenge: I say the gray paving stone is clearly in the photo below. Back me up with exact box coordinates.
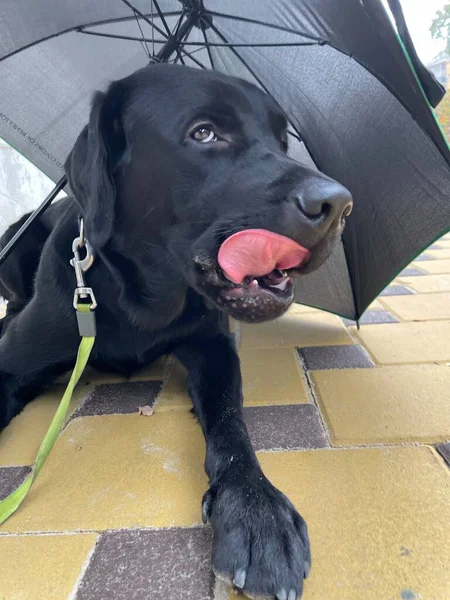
[379,285,414,296]
[74,381,163,417]
[399,268,426,276]
[298,345,375,370]
[244,404,328,451]
[0,466,30,500]
[436,443,450,467]
[341,309,398,326]
[76,528,214,600]
[414,254,434,261]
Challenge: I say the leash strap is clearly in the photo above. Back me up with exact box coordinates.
[0,306,95,525]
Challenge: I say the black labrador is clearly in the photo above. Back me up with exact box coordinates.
[0,64,352,600]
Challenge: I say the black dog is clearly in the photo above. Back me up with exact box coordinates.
[0,64,352,600]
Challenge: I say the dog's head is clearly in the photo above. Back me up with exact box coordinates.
[66,64,352,323]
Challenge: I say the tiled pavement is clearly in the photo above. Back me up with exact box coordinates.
[1,235,450,600]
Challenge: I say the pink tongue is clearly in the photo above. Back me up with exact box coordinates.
[218,229,310,284]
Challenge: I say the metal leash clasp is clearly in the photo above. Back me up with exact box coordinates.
[70,219,97,336]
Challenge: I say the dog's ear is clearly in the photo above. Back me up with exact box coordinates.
[65,83,126,249]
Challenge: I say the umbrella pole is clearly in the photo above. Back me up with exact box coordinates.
[0,4,199,267]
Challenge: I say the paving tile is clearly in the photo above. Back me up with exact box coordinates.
[299,344,374,370]
[416,259,450,274]
[379,284,414,296]
[76,528,214,600]
[398,273,450,293]
[240,348,309,405]
[398,267,426,276]
[74,381,163,417]
[287,303,321,315]
[240,312,353,350]
[438,239,450,248]
[0,385,93,467]
[427,243,442,250]
[255,447,450,600]
[413,253,434,261]
[243,404,328,450]
[427,248,450,259]
[352,321,450,364]
[341,309,398,326]
[312,365,450,445]
[0,466,30,499]
[436,443,450,467]
[0,533,98,599]
[128,356,168,381]
[1,412,208,533]
[156,358,192,411]
[380,292,450,321]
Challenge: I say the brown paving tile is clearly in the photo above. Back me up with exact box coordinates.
[436,443,450,467]
[416,259,450,274]
[0,385,93,467]
[299,344,374,370]
[341,309,398,326]
[379,292,450,321]
[398,267,426,276]
[74,381,163,417]
[398,273,450,293]
[240,312,353,350]
[413,253,434,261]
[257,447,450,600]
[240,348,309,405]
[0,533,98,600]
[312,365,450,445]
[379,284,414,296]
[0,466,30,499]
[352,321,450,364]
[243,404,328,451]
[2,412,207,533]
[76,528,214,600]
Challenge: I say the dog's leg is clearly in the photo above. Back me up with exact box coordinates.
[175,334,311,600]
[0,298,79,431]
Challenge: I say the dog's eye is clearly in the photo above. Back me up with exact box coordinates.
[191,126,218,143]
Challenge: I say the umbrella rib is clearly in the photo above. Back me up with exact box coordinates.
[200,24,215,70]
[151,0,186,64]
[133,9,151,59]
[208,23,305,143]
[206,11,323,43]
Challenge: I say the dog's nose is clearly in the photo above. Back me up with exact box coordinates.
[292,180,353,227]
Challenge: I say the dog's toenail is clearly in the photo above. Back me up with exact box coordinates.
[304,561,311,578]
[276,589,287,600]
[288,590,297,600]
[233,568,246,588]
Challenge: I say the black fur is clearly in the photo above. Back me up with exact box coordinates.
[0,64,353,599]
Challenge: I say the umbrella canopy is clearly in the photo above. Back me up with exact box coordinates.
[1,0,449,319]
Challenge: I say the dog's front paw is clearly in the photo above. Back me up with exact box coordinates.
[202,473,311,600]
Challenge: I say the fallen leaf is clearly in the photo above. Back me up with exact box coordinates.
[138,405,154,416]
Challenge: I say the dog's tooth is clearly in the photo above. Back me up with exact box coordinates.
[269,279,289,291]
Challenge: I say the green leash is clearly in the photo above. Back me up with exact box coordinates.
[0,220,97,526]
[0,306,95,525]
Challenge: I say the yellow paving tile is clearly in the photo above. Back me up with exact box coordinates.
[414,259,450,274]
[156,358,191,411]
[368,299,382,309]
[240,348,309,405]
[427,248,450,259]
[240,312,353,350]
[1,412,208,533]
[398,273,450,293]
[259,447,449,600]
[0,533,98,599]
[287,303,321,315]
[129,356,168,381]
[437,240,450,249]
[352,321,450,364]
[0,385,93,466]
[312,365,450,445]
[379,292,450,321]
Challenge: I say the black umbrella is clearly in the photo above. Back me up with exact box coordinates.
[1,0,449,319]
